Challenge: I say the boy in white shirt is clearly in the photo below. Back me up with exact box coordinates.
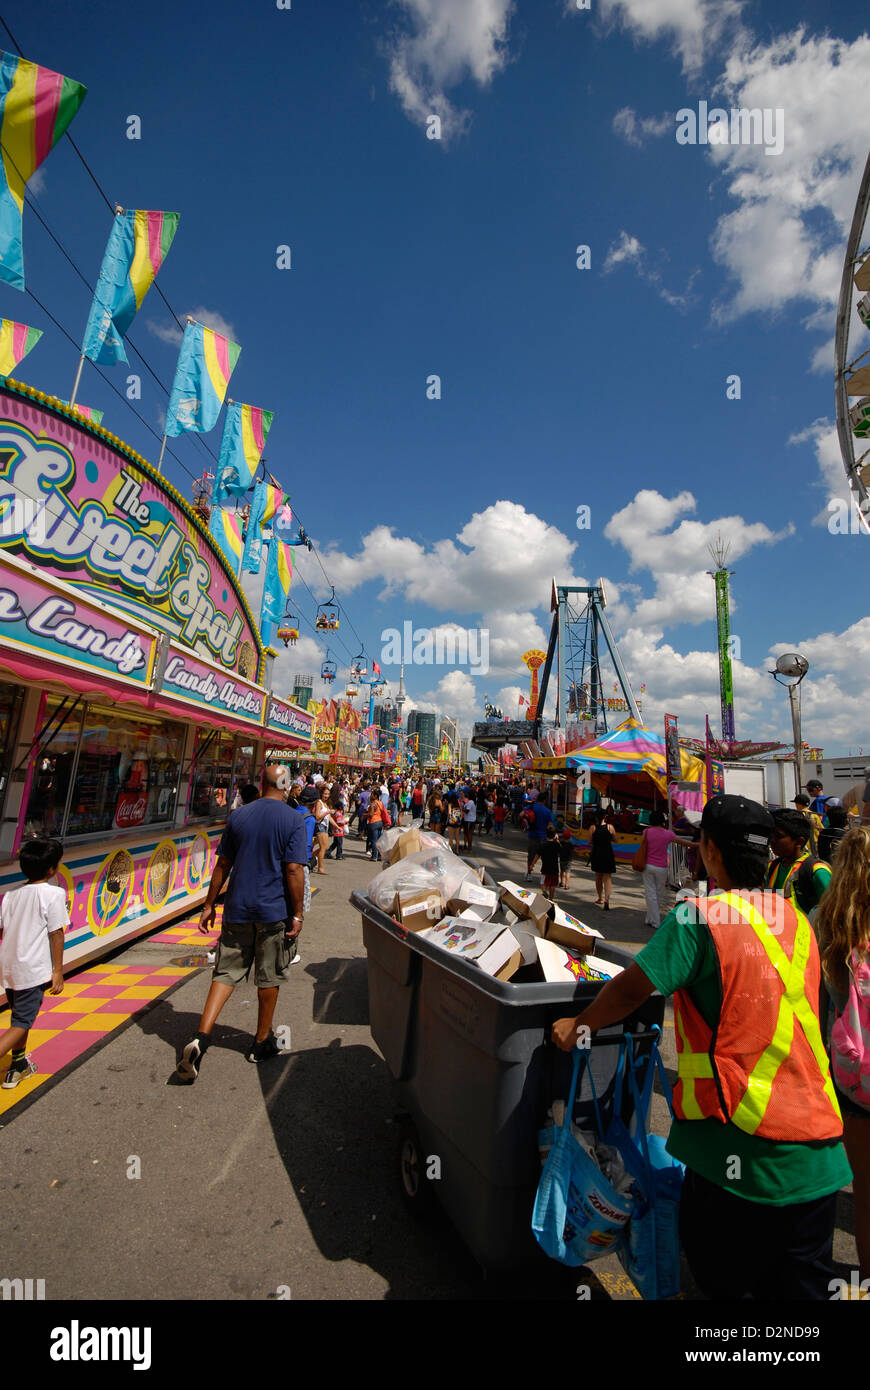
[0,837,69,1089]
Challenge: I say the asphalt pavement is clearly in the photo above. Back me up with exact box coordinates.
[0,820,859,1301]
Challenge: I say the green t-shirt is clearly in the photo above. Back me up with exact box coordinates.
[636,898,852,1206]
[768,855,832,915]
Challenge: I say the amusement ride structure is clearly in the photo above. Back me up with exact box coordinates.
[835,143,870,528]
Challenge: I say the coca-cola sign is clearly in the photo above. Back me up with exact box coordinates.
[114,792,147,830]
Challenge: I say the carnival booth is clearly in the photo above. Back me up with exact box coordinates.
[0,380,314,992]
[530,717,707,863]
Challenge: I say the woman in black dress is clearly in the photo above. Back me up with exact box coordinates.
[589,809,617,909]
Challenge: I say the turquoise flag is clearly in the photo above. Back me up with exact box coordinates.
[260,535,294,646]
[0,51,87,291]
[214,402,273,506]
[241,480,267,574]
[81,209,179,366]
[208,507,243,571]
[164,319,240,437]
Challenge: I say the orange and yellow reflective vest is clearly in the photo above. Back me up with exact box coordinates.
[672,890,842,1141]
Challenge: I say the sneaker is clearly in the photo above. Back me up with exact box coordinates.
[176,1039,204,1082]
[246,1033,282,1063]
[1,1057,37,1089]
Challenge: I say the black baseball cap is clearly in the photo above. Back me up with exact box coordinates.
[299,786,319,804]
[792,794,811,807]
[771,807,812,841]
[701,794,774,848]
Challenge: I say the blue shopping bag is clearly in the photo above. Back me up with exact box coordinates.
[532,1048,634,1267]
[607,1029,684,1300]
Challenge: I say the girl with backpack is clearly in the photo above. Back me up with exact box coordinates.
[817,825,870,1279]
[445,794,462,853]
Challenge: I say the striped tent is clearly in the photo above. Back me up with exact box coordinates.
[531,717,706,799]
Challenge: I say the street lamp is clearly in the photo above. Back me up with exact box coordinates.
[770,652,810,797]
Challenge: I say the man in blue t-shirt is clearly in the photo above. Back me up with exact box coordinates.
[176,765,308,1082]
[525,795,554,878]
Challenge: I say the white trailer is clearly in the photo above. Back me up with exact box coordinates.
[721,762,767,805]
[761,755,868,808]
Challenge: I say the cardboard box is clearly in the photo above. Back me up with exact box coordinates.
[509,919,545,965]
[447,881,498,917]
[542,904,603,953]
[386,827,422,866]
[419,918,523,980]
[535,936,623,985]
[457,904,492,923]
[492,949,523,982]
[397,889,444,932]
[498,881,551,931]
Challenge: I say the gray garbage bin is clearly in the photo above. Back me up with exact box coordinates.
[350,886,665,1270]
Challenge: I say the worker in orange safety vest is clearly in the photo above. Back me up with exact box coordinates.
[553,793,852,1300]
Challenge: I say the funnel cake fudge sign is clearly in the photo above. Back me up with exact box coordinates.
[0,397,260,677]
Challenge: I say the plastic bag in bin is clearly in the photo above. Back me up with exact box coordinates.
[367,848,479,914]
[376,826,451,860]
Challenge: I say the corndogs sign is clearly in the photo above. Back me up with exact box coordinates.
[0,387,261,679]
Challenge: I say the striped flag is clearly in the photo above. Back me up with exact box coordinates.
[164,319,240,437]
[213,401,273,505]
[209,506,243,570]
[61,399,103,426]
[0,50,86,290]
[241,480,268,574]
[273,499,294,542]
[262,483,282,525]
[260,534,294,642]
[81,209,179,366]
[0,317,41,374]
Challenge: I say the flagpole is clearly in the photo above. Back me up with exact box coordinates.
[156,434,168,474]
[237,505,248,580]
[69,353,86,408]
[258,534,271,634]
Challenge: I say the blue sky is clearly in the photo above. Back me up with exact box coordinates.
[5,0,870,751]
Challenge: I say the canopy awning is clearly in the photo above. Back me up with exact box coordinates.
[531,717,706,797]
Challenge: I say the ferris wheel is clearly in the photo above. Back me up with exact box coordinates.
[835,147,870,532]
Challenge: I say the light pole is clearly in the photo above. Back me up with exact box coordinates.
[770,653,810,797]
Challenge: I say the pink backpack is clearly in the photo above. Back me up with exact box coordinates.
[831,948,870,1113]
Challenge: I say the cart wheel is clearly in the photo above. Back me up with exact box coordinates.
[396,1118,438,1219]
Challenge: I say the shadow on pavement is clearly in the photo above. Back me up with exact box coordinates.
[256,1036,585,1300]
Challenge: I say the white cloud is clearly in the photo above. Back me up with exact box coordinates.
[318,500,580,614]
[271,493,870,752]
[612,106,672,147]
[789,417,851,526]
[594,0,746,71]
[704,29,870,342]
[603,231,700,311]
[603,489,792,628]
[147,306,239,348]
[385,0,515,141]
[603,230,644,272]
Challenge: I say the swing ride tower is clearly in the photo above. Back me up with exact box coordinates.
[537,581,640,737]
[708,536,736,743]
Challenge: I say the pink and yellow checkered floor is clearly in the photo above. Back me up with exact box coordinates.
[0,912,222,1115]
